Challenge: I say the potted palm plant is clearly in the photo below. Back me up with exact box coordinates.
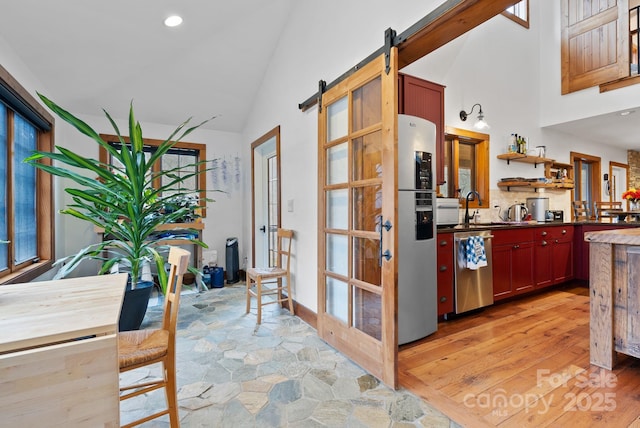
[25,93,213,330]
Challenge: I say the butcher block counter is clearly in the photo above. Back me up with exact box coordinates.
[584,228,640,370]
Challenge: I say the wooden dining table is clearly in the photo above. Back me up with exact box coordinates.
[0,273,127,427]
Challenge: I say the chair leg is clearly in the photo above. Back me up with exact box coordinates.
[277,277,283,304]
[286,273,294,315]
[256,277,262,324]
[246,278,251,314]
[163,358,179,427]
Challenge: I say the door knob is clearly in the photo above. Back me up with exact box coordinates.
[259,225,266,233]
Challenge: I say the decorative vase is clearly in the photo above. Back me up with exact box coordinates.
[631,201,640,211]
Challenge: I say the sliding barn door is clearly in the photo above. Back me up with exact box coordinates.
[317,50,399,388]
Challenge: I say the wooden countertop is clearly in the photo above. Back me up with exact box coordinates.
[584,227,640,245]
[0,273,127,353]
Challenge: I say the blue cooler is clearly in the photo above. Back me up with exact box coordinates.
[211,266,224,288]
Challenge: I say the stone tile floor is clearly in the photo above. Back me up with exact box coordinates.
[120,282,459,427]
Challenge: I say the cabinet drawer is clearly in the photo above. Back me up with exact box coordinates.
[492,228,534,246]
[549,225,573,241]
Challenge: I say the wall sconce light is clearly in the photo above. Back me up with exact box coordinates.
[460,103,490,131]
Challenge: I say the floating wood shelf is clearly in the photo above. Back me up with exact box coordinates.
[498,180,574,192]
[496,152,555,167]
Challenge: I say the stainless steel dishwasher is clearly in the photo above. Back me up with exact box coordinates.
[453,230,494,314]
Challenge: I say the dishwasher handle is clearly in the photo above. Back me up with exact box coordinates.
[455,235,494,243]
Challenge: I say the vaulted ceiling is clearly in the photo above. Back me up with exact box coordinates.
[0,0,294,133]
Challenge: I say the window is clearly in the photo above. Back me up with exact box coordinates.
[99,135,207,215]
[0,65,54,283]
[571,151,601,219]
[440,127,490,208]
[503,0,529,29]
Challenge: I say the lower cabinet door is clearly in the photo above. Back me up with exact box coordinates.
[512,242,535,294]
[492,244,513,301]
[437,234,454,316]
[534,240,553,288]
[552,240,573,283]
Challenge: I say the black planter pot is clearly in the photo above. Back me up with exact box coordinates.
[119,280,154,331]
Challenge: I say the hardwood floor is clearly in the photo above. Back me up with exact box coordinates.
[399,284,640,427]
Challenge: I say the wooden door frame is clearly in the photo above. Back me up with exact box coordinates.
[609,161,629,204]
[251,126,281,267]
[570,151,602,219]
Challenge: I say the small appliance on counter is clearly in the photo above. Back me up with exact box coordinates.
[507,203,528,222]
[436,198,460,226]
[545,210,564,222]
[526,197,549,222]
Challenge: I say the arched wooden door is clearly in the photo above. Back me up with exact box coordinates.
[317,50,398,388]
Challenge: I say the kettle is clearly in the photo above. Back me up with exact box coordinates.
[507,203,528,222]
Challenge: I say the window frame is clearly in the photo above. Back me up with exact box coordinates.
[502,0,529,29]
[442,126,490,209]
[98,134,208,217]
[0,65,55,284]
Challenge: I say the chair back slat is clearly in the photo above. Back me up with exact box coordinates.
[162,247,191,333]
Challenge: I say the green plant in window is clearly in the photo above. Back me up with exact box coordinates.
[25,94,214,292]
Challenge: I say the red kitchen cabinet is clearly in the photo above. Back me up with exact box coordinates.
[436,233,454,316]
[492,229,535,301]
[534,225,575,288]
[398,73,445,186]
[550,226,574,284]
[534,228,554,289]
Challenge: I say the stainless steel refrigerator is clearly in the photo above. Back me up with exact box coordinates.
[397,114,437,345]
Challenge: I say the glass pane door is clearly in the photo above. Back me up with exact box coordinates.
[318,51,398,387]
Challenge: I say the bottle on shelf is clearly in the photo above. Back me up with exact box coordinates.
[508,134,516,153]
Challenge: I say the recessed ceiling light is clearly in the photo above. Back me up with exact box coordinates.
[620,110,635,116]
[164,15,183,27]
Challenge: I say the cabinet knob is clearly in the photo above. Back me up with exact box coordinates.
[562,229,567,234]
[541,240,547,246]
[439,240,448,246]
[541,231,547,236]
[439,265,447,272]
[440,296,447,303]
[513,244,520,249]
[555,239,559,243]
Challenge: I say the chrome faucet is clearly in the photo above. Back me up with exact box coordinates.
[464,191,482,226]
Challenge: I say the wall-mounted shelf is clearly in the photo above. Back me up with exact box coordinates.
[496,152,555,168]
[497,180,574,192]
[497,154,574,191]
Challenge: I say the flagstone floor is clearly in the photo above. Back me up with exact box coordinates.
[120,282,459,427]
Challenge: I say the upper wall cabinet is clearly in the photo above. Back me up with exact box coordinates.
[398,73,446,185]
[561,0,630,94]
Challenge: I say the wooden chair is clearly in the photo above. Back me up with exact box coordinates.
[118,247,190,428]
[572,200,591,221]
[594,201,623,223]
[246,228,294,324]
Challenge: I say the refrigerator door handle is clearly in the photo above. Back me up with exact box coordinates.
[378,216,393,266]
